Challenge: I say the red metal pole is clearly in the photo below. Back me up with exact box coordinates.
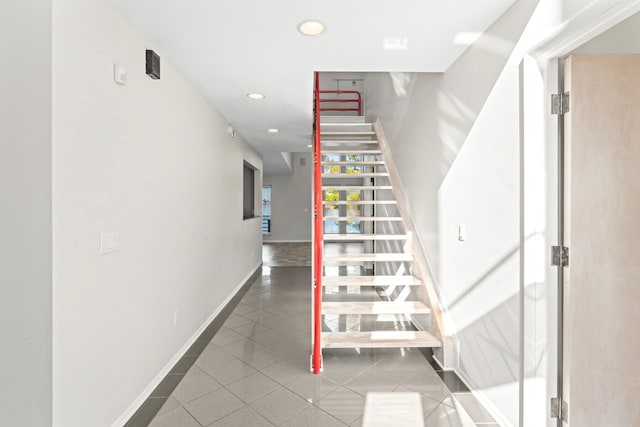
[312,72,323,374]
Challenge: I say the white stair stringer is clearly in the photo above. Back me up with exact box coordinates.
[318,116,442,352]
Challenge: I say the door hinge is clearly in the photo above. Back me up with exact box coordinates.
[550,397,568,423]
[551,92,570,115]
[551,246,569,267]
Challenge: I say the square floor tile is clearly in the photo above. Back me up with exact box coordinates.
[222,315,254,330]
[393,386,442,420]
[250,328,285,347]
[210,328,246,346]
[231,321,268,337]
[343,370,399,397]
[172,369,222,404]
[280,406,347,427]
[397,372,452,402]
[315,387,365,425]
[148,406,200,427]
[183,388,244,426]
[195,347,236,371]
[236,347,280,370]
[204,358,256,385]
[156,396,180,417]
[284,374,340,403]
[206,406,272,427]
[261,358,308,386]
[226,372,281,403]
[424,403,475,427]
[251,387,310,424]
[232,303,260,316]
[220,337,265,357]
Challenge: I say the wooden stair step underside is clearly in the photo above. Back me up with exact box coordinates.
[322,172,389,178]
[323,216,403,222]
[321,140,378,144]
[322,301,430,315]
[323,253,413,263]
[322,149,381,155]
[321,131,376,136]
[322,186,392,190]
[323,234,409,241]
[322,331,441,348]
[321,161,386,166]
[322,200,397,205]
[322,275,422,287]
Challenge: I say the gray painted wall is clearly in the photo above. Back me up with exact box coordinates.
[263,152,312,242]
[0,1,53,425]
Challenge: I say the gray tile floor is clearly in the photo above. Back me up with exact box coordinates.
[262,242,311,267]
[145,264,487,426]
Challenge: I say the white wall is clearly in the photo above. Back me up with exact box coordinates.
[365,0,640,425]
[572,10,640,54]
[51,0,262,425]
[0,1,53,425]
[365,0,543,425]
[263,152,312,242]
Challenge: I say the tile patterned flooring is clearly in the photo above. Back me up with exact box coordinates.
[262,242,311,267]
[141,244,495,426]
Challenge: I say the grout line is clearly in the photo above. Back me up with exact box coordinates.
[123,269,261,427]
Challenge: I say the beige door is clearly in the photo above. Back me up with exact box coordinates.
[563,55,640,426]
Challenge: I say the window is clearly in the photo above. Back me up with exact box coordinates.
[243,162,256,220]
[262,186,272,234]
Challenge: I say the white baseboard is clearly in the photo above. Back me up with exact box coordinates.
[112,262,262,427]
[430,355,512,427]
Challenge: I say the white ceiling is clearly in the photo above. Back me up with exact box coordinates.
[110,0,517,175]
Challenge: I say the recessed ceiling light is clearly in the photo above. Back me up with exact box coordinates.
[247,92,265,100]
[298,20,325,36]
[307,144,312,148]
[267,128,279,133]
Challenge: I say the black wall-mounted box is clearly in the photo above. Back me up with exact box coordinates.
[145,49,160,80]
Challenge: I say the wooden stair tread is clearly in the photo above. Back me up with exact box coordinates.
[322,301,430,315]
[322,276,421,286]
[322,150,381,155]
[322,186,392,190]
[322,200,397,205]
[323,216,403,222]
[322,331,441,348]
[321,140,378,144]
[324,253,413,262]
[322,131,376,136]
[324,234,409,241]
[323,173,389,178]
[321,161,386,165]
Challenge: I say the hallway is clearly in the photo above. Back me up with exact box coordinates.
[131,261,486,426]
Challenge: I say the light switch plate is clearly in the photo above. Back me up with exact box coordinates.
[458,224,466,242]
[100,232,119,254]
[113,64,127,85]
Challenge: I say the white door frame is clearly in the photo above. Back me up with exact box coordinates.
[521,1,640,426]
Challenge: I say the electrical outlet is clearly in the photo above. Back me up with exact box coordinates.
[173,309,179,327]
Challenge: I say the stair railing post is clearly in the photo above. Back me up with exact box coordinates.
[312,71,323,374]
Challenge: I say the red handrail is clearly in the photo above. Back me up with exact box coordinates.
[318,90,362,115]
[312,72,323,374]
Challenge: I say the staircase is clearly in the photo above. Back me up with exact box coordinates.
[316,116,442,351]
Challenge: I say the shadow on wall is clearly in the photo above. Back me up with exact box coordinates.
[365,0,541,277]
[363,0,543,424]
